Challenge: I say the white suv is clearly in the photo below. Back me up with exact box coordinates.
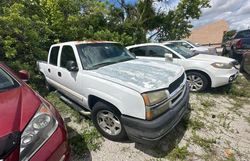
[127,43,239,92]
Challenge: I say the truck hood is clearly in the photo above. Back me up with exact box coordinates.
[190,54,235,64]
[0,86,41,138]
[88,59,184,93]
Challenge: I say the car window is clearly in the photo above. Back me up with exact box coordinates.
[180,42,193,49]
[165,44,195,58]
[147,46,172,57]
[0,67,19,91]
[49,46,59,66]
[235,30,250,39]
[129,47,147,56]
[60,46,77,68]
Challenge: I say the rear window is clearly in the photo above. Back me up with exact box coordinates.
[235,30,250,39]
[129,47,147,56]
[0,67,19,91]
[49,46,60,65]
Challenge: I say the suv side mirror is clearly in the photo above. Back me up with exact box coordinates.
[164,53,173,62]
[17,70,30,82]
[130,52,136,58]
[66,60,78,72]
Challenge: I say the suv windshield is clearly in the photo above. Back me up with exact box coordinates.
[0,67,19,92]
[76,43,135,69]
[165,44,196,58]
[186,40,200,47]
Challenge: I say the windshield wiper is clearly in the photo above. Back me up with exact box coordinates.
[116,57,135,63]
[91,62,116,69]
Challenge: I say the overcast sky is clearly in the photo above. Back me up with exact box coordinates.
[190,0,250,30]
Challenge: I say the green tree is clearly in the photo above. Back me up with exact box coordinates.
[112,0,210,42]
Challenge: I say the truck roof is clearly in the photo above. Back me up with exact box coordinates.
[52,40,118,46]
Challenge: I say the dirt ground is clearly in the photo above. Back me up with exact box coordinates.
[46,74,250,161]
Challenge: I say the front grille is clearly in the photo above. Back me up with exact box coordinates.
[168,73,185,94]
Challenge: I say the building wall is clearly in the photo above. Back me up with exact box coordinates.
[186,20,229,46]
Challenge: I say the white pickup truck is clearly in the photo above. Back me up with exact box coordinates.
[37,41,189,143]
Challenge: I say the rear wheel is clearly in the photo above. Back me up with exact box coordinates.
[91,102,127,141]
[42,75,54,92]
[186,71,209,92]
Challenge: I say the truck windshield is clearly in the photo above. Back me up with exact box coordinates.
[0,67,19,92]
[165,44,196,58]
[76,43,135,69]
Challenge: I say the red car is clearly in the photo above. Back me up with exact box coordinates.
[0,63,70,161]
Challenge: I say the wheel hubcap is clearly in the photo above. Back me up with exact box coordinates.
[187,75,204,91]
[97,110,121,136]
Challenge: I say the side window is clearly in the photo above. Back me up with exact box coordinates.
[49,46,59,65]
[181,42,192,49]
[60,46,77,68]
[147,46,171,57]
[129,47,147,56]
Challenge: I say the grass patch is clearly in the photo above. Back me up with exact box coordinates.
[244,116,250,125]
[191,133,216,152]
[182,118,205,130]
[45,92,82,122]
[45,92,103,155]
[200,98,216,108]
[207,75,250,98]
[167,145,189,161]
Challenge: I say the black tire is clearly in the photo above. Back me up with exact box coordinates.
[222,47,228,56]
[186,71,209,92]
[43,76,54,92]
[91,101,127,141]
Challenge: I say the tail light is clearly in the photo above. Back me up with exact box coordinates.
[236,40,243,49]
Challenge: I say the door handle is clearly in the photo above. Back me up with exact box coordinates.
[48,68,51,73]
[58,72,61,77]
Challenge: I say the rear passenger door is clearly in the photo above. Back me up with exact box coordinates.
[46,46,60,87]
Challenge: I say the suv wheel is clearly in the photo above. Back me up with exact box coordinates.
[92,102,127,141]
[187,72,209,92]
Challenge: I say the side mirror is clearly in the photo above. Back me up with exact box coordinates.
[164,53,173,62]
[130,52,136,58]
[66,60,78,72]
[17,70,30,82]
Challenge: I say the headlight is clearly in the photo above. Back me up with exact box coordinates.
[20,103,58,160]
[211,62,233,69]
[142,90,169,120]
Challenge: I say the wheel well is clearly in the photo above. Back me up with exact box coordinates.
[186,70,212,88]
[88,95,121,114]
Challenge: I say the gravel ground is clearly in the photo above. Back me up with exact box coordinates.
[46,75,250,161]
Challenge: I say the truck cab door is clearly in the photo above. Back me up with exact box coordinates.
[57,45,86,106]
[46,46,61,88]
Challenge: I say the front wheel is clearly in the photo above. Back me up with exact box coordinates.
[91,102,127,141]
[186,72,209,92]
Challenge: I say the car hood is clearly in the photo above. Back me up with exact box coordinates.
[0,86,41,137]
[88,59,184,93]
[192,46,217,55]
[190,54,235,63]
[192,46,214,51]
